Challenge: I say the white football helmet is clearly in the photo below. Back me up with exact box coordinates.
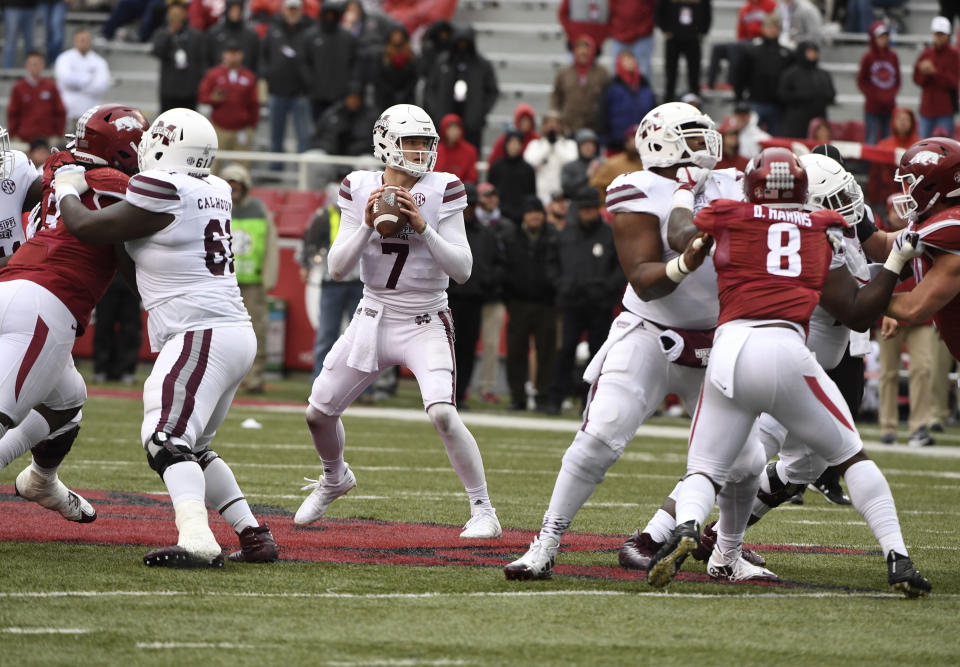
[0,124,12,179]
[635,102,722,170]
[800,153,864,225]
[372,104,439,176]
[137,108,218,177]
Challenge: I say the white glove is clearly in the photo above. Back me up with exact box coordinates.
[883,229,924,275]
[53,165,89,205]
[674,166,711,195]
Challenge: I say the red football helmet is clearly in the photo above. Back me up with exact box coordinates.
[893,138,960,220]
[743,147,807,208]
[70,104,148,175]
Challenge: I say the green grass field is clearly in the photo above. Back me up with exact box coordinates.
[0,371,957,666]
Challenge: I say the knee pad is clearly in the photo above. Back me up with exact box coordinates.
[145,432,198,478]
[30,424,80,468]
[560,431,621,485]
[195,448,221,470]
[427,403,460,437]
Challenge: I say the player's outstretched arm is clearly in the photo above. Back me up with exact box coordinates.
[888,251,960,325]
[821,229,923,331]
[326,186,383,281]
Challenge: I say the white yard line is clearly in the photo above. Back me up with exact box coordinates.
[1,627,92,634]
[136,642,256,649]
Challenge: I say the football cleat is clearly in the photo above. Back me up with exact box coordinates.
[618,530,662,570]
[907,427,935,448]
[228,524,279,563]
[691,521,767,566]
[887,551,931,598]
[707,547,779,583]
[808,468,851,505]
[756,461,806,509]
[647,520,700,589]
[144,545,224,568]
[294,466,357,525]
[503,537,559,580]
[15,466,96,523]
[460,510,502,539]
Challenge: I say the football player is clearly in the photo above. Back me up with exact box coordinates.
[53,108,278,567]
[0,105,147,524]
[886,138,960,361]
[293,104,501,539]
[0,123,43,267]
[645,147,931,598]
[504,102,755,580]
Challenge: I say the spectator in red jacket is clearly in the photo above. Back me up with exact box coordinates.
[609,0,656,82]
[914,16,960,138]
[558,0,609,54]
[714,116,749,171]
[198,40,259,173]
[858,21,901,145]
[435,113,479,184]
[190,0,226,30]
[6,51,66,144]
[488,103,539,165]
[867,107,918,208]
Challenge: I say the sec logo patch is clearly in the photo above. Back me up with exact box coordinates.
[0,180,15,195]
[413,192,426,206]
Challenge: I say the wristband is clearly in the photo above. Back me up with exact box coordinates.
[665,255,690,283]
[672,188,695,212]
[54,184,80,206]
[883,252,909,276]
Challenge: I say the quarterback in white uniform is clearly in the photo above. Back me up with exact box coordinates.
[295,104,501,539]
[504,103,768,580]
[54,108,278,567]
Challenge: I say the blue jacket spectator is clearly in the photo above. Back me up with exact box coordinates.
[596,51,656,151]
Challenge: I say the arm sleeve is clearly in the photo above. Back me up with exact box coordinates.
[327,176,373,280]
[856,207,878,243]
[125,172,182,213]
[420,212,472,284]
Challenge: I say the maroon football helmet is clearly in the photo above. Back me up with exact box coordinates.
[893,138,960,220]
[743,147,807,207]
[70,104,148,175]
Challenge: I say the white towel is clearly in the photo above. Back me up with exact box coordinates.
[657,329,685,363]
[583,311,643,384]
[346,299,383,373]
[849,330,871,358]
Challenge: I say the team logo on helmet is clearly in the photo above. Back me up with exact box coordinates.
[151,121,179,147]
[910,150,942,166]
[111,115,145,133]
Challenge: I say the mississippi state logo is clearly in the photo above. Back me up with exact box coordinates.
[0,179,15,195]
[413,192,426,206]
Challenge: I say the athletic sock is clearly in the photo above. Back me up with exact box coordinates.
[844,459,908,556]
[203,456,257,532]
[430,406,489,498]
[465,484,493,514]
[308,414,347,484]
[162,461,207,506]
[0,411,50,471]
[641,480,683,543]
[717,475,761,554]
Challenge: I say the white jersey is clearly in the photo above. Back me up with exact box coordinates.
[606,168,742,330]
[338,170,467,313]
[124,169,250,351]
[0,150,38,259]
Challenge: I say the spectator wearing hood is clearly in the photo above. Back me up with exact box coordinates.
[371,26,419,111]
[205,0,261,71]
[424,25,499,153]
[655,0,711,101]
[591,125,643,198]
[558,0,609,53]
[778,41,835,138]
[447,184,503,407]
[730,101,770,158]
[542,186,623,415]
[341,0,389,60]
[609,0,656,82]
[806,117,832,142]
[153,0,207,111]
[260,0,313,161]
[715,117,750,171]
[302,1,360,123]
[198,39,260,172]
[858,21,900,145]
[488,129,538,224]
[551,35,609,135]
[499,195,560,411]
[596,51,655,152]
[867,107,919,207]
[436,114,479,184]
[914,16,959,138]
[524,110,579,205]
[419,20,454,78]
[488,103,539,165]
[561,128,601,198]
[733,12,792,135]
[312,83,380,158]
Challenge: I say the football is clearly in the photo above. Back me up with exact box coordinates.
[372,186,410,237]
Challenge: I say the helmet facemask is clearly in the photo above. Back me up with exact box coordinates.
[892,169,924,222]
[675,121,722,169]
[809,173,864,225]
[0,126,12,179]
[393,135,438,176]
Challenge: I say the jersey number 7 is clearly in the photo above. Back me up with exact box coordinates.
[381,242,408,289]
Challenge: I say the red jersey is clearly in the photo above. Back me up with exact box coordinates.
[0,161,127,334]
[695,200,846,329]
[913,207,960,359]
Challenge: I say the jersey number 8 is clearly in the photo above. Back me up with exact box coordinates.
[766,222,801,278]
